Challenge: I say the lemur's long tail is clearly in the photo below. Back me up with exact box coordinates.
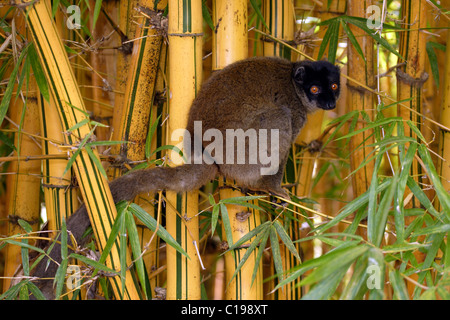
[31,163,218,299]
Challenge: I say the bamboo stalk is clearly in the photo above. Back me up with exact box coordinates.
[110,0,166,295]
[212,0,263,300]
[165,0,202,300]
[3,73,41,291]
[397,0,428,297]
[346,0,375,197]
[439,23,450,207]
[39,94,79,234]
[262,0,297,300]
[24,0,141,299]
[397,0,427,207]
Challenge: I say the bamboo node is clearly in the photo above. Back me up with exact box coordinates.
[135,5,168,36]
[396,69,429,87]
[8,215,39,226]
[307,140,323,154]
[236,211,252,222]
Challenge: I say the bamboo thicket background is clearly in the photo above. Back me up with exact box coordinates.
[0,0,449,300]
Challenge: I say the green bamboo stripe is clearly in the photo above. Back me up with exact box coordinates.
[183,0,192,33]
[176,193,183,299]
[124,18,152,143]
[38,95,50,184]
[28,2,142,300]
[27,8,77,143]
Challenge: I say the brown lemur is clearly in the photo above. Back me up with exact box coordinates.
[31,56,341,298]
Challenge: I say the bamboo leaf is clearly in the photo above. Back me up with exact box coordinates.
[128,202,189,259]
[273,220,300,261]
[220,203,233,248]
[69,254,116,273]
[54,258,68,300]
[249,0,269,31]
[28,44,50,102]
[125,209,147,299]
[341,20,365,64]
[382,242,430,253]
[418,145,450,218]
[299,245,369,286]
[342,16,402,59]
[119,205,127,296]
[27,282,46,300]
[369,175,398,247]
[92,0,103,31]
[85,144,108,178]
[227,227,270,288]
[227,221,271,251]
[315,179,391,233]
[145,113,162,159]
[211,204,220,237]
[389,270,409,300]
[426,41,445,87]
[202,0,215,31]
[273,242,361,291]
[270,225,284,282]
[0,44,28,127]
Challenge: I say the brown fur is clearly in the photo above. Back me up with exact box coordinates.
[30,57,340,299]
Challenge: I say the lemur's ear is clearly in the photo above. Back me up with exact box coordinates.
[293,65,306,83]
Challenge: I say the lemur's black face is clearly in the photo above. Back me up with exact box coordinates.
[292,60,341,111]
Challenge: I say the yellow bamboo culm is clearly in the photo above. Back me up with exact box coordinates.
[212,0,263,300]
[166,0,202,300]
[24,0,141,299]
[397,0,428,297]
[439,22,450,209]
[346,0,375,197]
[397,0,427,208]
[39,95,79,234]
[3,77,41,291]
[262,0,296,300]
[110,0,166,290]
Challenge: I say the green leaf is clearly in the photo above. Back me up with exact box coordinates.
[369,174,398,247]
[129,202,189,259]
[69,254,116,273]
[227,221,271,251]
[418,145,450,218]
[227,226,270,288]
[211,204,220,237]
[249,0,269,31]
[299,244,369,286]
[125,209,147,299]
[270,226,283,281]
[341,20,365,64]
[54,258,68,300]
[382,242,430,253]
[274,242,360,291]
[85,144,108,178]
[426,41,445,88]
[389,270,409,300]
[18,219,32,233]
[342,16,402,59]
[0,44,28,127]
[119,205,127,296]
[92,0,103,31]
[315,179,391,233]
[273,220,300,261]
[28,44,50,102]
[202,0,215,31]
[318,20,340,63]
[220,203,233,248]
[145,113,162,159]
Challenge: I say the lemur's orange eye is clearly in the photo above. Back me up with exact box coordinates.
[310,86,320,94]
[331,83,339,91]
